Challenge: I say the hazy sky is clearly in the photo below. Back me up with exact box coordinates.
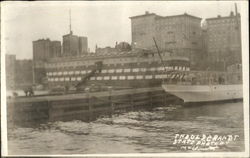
[1,1,244,59]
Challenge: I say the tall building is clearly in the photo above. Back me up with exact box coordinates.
[33,38,60,85]
[15,59,33,89]
[62,32,88,56]
[50,41,62,58]
[130,11,203,68]
[79,36,88,53]
[130,12,157,50]
[33,39,51,61]
[205,12,241,70]
[5,54,16,89]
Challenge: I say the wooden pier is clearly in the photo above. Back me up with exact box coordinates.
[7,87,181,126]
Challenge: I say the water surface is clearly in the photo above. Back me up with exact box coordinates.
[8,102,244,155]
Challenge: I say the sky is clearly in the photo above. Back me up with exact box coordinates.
[1,1,245,59]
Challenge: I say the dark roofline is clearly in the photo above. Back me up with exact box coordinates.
[156,13,202,20]
[33,38,51,42]
[63,33,74,37]
[51,40,61,43]
[130,12,201,20]
[129,13,156,19]
[206,14,240,21]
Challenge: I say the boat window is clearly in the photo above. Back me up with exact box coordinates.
[77,77,82,81]
[90,77,95,80]
[127,76,135,80]
[145,75,153,79]
[124,69,131,73]
[155,75,163,79]
[116,69,123,73]
[108,69,115,73]
[71,77,76,81]
[111,76,118,80]
[104,76,110,80]
[81,70,86,74]
[136,75,143,79]
[132,68,139,72]
[157,67,165,71]
[97,77,102,80]
[102,70,107,73]
[119,76,126,80]
[65,77,70,81]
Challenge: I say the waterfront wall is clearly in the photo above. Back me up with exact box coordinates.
[7,87,180,126]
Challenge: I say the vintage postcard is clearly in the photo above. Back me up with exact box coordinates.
[1,1,249,157]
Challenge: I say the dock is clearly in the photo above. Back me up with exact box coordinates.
[7,87,181,126]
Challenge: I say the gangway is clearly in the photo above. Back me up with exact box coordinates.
[75,61,103,91]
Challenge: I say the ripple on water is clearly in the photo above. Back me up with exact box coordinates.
[8,102,245,154]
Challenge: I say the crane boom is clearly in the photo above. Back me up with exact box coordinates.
[153,37,167,71]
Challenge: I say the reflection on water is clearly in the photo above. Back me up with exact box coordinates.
[8,102,244,155]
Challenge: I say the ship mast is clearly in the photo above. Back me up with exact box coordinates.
[153,37,167,72]
[69,9,72,34]
[234,3,241,63]
[153,37,176,83]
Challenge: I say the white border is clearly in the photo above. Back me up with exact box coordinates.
[1,1,249,157]
[1,1,8,156]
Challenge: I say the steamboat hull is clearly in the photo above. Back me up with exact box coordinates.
[162,84,243,104]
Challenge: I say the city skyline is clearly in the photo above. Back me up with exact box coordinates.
[2,1,244,59]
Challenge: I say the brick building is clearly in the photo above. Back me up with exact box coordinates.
[33,39,51,61]
[50,41,62,58]
[5,54,16,90]
[205,12,241,70]
[130,12,203,68]
[62,31,88,56]
[15,59,33,89]
[33,38,61,85]
[79,36,88,53]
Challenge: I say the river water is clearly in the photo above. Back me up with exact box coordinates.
[7,102,245,155]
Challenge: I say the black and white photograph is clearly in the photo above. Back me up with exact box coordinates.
[1,1,249,157]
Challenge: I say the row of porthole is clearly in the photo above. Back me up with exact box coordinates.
[46,66,190,76]
[47,74,183,82]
